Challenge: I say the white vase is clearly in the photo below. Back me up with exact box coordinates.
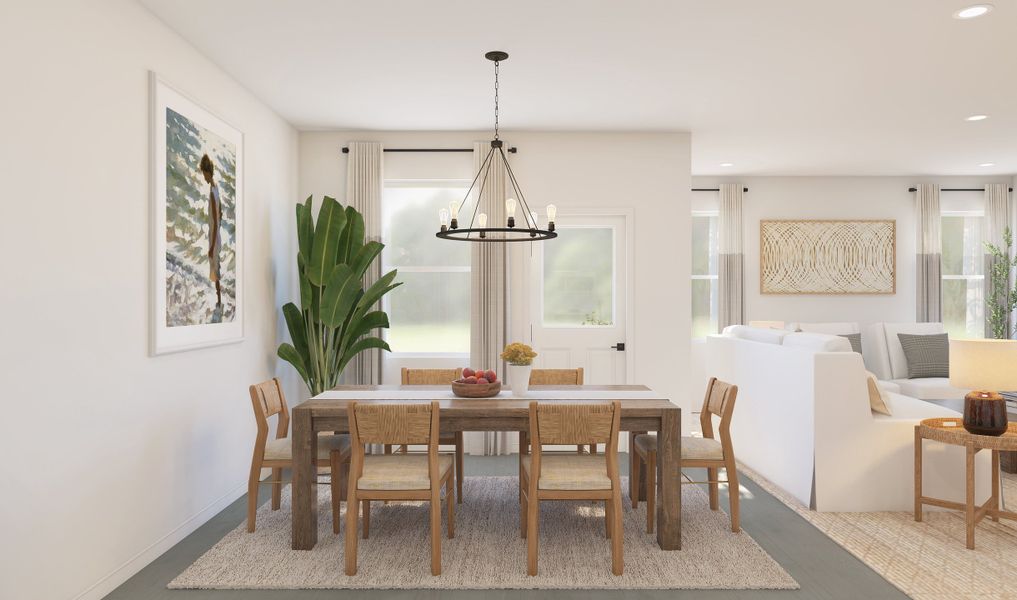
[507,364,532,396]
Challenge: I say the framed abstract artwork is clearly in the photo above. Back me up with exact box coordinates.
[760,219,895,295]
[151,74,243,354]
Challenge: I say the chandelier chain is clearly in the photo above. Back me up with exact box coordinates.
[493,59,500,140]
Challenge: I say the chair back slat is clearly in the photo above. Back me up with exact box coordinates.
[402,368,463,385]
[352,403,434,445]
[535,403,615,445]
[703,377,736,419]
[249,378,287,421]
[529,368,584,385]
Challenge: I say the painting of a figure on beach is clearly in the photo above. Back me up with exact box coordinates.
[152,74,243,354]
[164,108,237,325]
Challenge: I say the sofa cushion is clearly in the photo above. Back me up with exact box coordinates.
[889,377,968,401]
[883,322,945,379]
[839,333,863,353]
[876,380,901,394]
[789,322,860,335]
[897,333,950,378]
[875,392,962,421]
[782,332,853,352]
[722,325,787,345]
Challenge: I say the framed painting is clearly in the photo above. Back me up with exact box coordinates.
[760,219,895,295]
[151,74,243,354]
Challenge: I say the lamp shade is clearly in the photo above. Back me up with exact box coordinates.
[949,339,1017,390]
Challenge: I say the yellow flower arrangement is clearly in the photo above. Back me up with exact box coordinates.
[501,342,537,366]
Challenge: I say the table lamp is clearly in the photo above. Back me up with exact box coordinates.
[949,339,1017,436]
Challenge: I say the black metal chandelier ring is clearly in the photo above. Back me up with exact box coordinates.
[436,227,557,242]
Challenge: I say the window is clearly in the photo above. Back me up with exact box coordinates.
[542,226,615,327]
[382,181,471,354]
[692,212,719,338]
[941,212,984,339]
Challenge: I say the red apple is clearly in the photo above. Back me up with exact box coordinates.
[465,376,478,384]
[463,367,475,378]
[477,377,489,384]
[484,370,497,382]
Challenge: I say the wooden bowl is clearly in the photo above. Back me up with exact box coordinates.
[451,380,502,398]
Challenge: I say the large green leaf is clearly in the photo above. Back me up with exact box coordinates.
[308,196,346,286]
[277,343,310,388]
[296,196,314,262]
[282,303,309,364]
[319,264,362,329]
[297,254,313,311]
[349,241,384,279]
[339,337,391,372]
[337,206,366,264]
[344,310,390,345]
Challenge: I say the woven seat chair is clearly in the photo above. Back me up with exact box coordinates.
[528,368,593,454]
[246,378,350,533]
[340,401,455,576]
[519,401,623,576]
[631,377,740,533]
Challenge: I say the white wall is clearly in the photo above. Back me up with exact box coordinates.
[299,130,693,426]
[0,2,297,599]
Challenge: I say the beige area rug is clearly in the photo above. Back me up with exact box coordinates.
[742,466,1017,600]
[170,476,797,590]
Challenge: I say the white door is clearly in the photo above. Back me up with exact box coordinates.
[529,213,629,385]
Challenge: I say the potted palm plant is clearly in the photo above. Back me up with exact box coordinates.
[277,196,401,395]
[985,227,1017,340]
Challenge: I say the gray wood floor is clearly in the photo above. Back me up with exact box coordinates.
[103,456,908,600]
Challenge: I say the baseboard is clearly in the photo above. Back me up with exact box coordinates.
[72,480,248,600]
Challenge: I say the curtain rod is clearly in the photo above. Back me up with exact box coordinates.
[908,187,1012,192]
[692,187,749,192]
[341,147,517,154]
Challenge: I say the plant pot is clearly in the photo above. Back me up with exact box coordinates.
[507,364,532,397]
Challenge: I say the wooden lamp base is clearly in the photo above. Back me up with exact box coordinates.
[963,391,1009,436]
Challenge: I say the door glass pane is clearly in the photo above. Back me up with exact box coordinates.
[543,227,614,327]
[386,271,470,353]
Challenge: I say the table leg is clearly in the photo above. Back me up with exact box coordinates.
[656,408,681,550]
[991,449,1000,522]
[914,427,923,522]
[966,443,976,550]
[634,431,648,501]
[291,408,317,550]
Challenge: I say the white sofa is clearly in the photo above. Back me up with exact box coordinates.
[707,326,991,512]
[790,321,969,400]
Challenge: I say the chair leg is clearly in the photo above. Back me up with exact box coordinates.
[271,467,282,510]
[520,491,528,538]
[576,444,585,455]
[708,467,720,510]
[606,497,614,539]
[330,454,341,535]
[430,488,442,576]
[526,495,539,576]
[726,460,741,533]
[455,431,465,504]
[611,485,624,576]
[345,490,359,576]
[362,500,370,539]
[630,440,640,509]
[646,451,656,534]
[246,459,261,533]
[446,477,455,538]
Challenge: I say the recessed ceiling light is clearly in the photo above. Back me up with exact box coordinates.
[953,4,993,19]
[719,162,734,167]
[979,162,996,167]
[966,114,989,121]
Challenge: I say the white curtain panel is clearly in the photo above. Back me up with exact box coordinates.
[470,141,510,455]
[984,183,1014,337]
[914,183,942,323]
[343,141,384,385]
[718,183,744,330]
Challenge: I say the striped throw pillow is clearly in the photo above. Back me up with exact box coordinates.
[897,333,949,379]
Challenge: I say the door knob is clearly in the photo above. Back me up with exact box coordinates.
[611,343,626,351]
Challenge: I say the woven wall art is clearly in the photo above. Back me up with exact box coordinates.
[760,220,895,295]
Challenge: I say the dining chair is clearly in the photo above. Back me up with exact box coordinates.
[341,401,455,576]
[390,368,464,503]
[520,401,623,576]
[630,377,740,533]
[528,368,592,454]
[247,378,350,533]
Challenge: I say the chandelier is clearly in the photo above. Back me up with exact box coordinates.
[436,51,557,243]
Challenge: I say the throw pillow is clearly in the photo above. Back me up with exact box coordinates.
[866,374,890,416]
[866,371,892,415]
[897,333,949,378]
[839,333,862,353]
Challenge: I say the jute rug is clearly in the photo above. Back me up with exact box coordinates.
[170,476,797,590]
[742,466,1017,600]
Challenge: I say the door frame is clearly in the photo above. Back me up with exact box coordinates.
[522,206,635,384]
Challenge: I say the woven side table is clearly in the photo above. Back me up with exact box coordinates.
[915,417,1017,549]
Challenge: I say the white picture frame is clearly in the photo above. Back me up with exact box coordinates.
[151,73,244,354]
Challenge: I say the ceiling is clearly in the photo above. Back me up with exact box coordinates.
[139,0,1017,176]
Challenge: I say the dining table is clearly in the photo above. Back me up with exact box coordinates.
[289,384,682,551]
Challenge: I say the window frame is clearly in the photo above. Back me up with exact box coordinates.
[691,209,720,339]
[380,178,472,358]
[940,209,985,340]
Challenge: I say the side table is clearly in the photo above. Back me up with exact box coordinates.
[914,417,1017,549]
